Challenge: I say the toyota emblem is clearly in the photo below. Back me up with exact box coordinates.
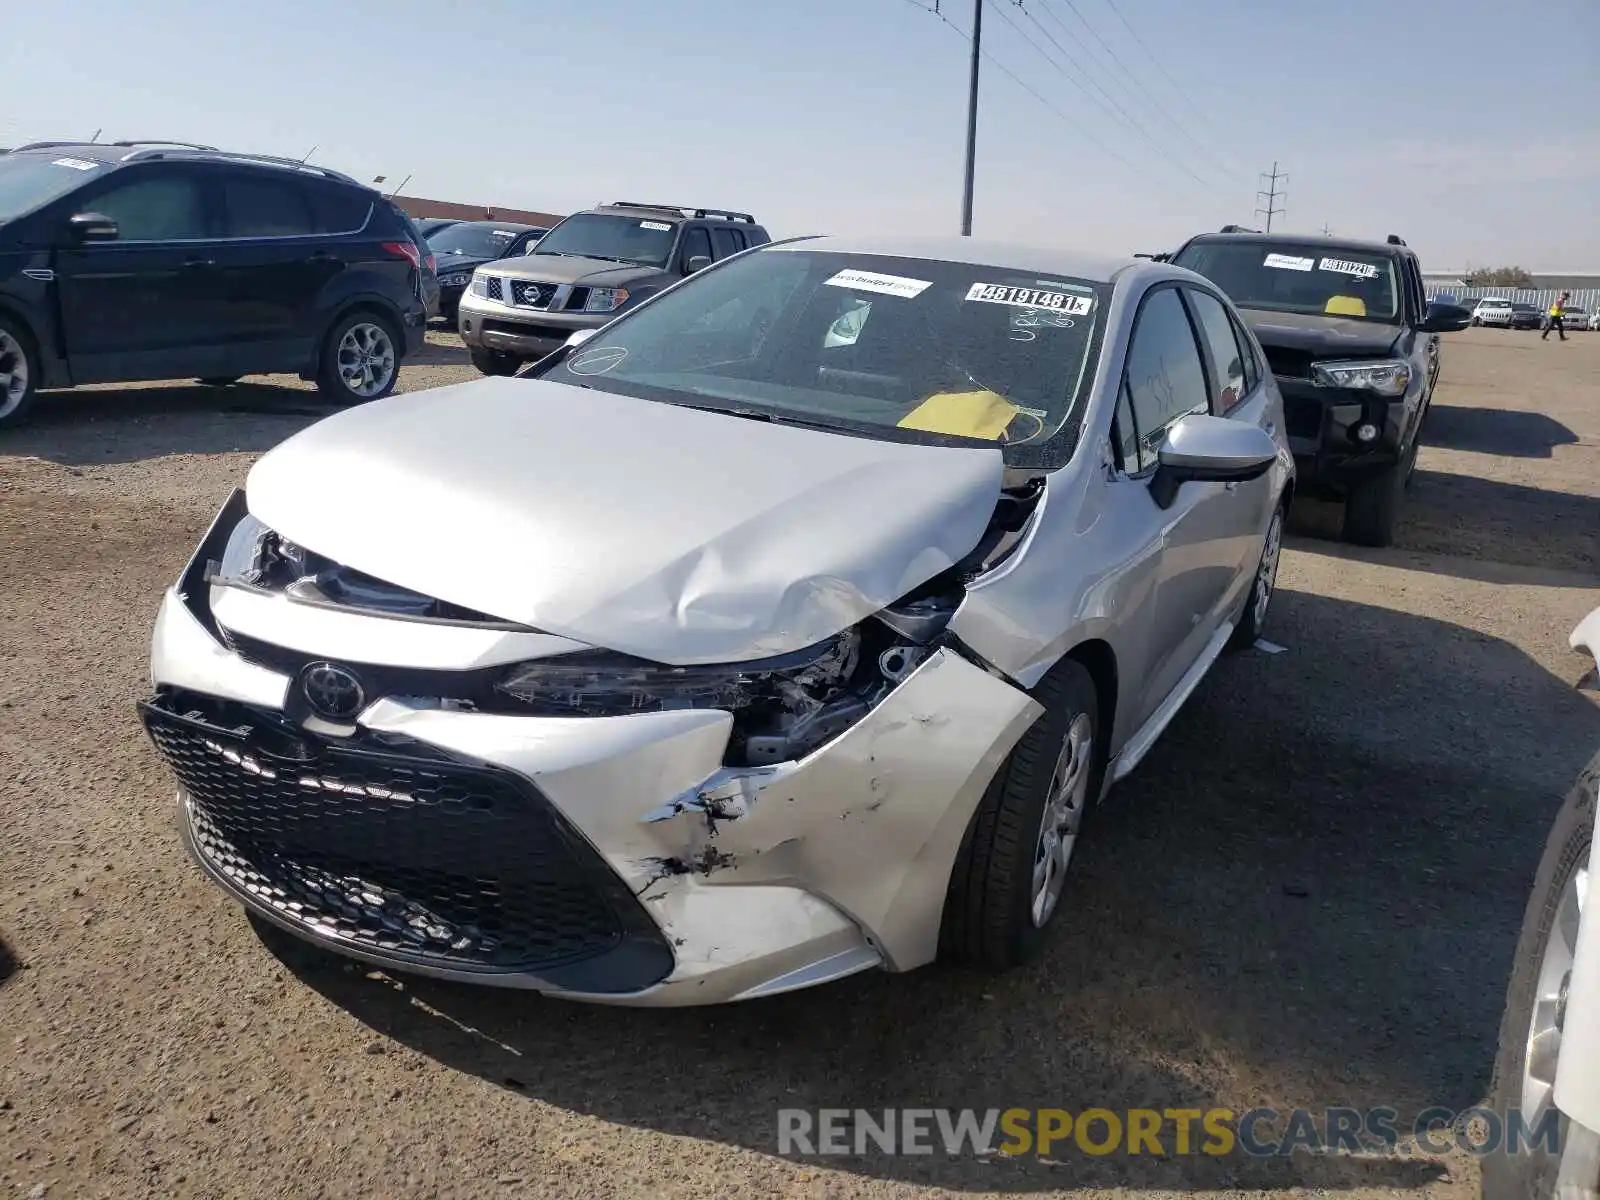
[300,661,366,721]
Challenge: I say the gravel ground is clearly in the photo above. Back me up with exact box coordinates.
[1,326,1597,1199]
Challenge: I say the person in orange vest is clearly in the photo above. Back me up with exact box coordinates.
[1541,291,1570,341]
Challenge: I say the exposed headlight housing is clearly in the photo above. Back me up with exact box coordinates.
[1310,359,1411,396]
[214,513,305,586]
[584,286,630,313]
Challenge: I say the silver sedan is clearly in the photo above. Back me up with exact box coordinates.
[139,235,1293,1005]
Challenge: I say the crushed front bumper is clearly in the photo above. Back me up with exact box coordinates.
[141,587,1041,1005]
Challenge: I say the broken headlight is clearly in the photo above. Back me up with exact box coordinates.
[212,513,306,589]
[494,631,859,719]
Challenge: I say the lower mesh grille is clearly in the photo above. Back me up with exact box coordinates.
[139,691,673,988]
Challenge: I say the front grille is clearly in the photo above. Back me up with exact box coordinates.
[1281,392,1325,441]
[1262,345,1315,378]
[139,691,673,990]
[485,276,504,302]
[512,280,557,309]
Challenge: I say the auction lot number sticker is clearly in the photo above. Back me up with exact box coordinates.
[965,283,1094,315]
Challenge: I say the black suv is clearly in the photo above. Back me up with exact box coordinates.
[0,140,431,427]
[1166,229,1471,545]
[457,201,771,374]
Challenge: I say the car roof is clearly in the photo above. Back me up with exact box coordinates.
[767,234,1139,284]
[443,219,544,233]
[1180,230,1410,258]
[5,141,368,189]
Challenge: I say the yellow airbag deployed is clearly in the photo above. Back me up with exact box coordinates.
[897,389,1020,440]
[1325,295,1367,317]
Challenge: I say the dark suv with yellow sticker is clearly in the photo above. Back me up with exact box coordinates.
[1166,230,1471,546]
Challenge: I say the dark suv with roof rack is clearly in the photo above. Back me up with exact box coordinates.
[457,200,771,375]
[0,139,431,428]
[1165,229,1471,546]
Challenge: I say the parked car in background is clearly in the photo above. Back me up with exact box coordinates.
[457,200,772,375]
[138,235,1292,1005]
[1168,229,1469,546]
[1588,309,1600,331]
[1482,606,1600,1200]
[1510,302,1544,330]
[425,220,546,320]
[417,217,460,239]
[0,140,429,427]
[1473,298,1516,327]
[1562,306,1588,330]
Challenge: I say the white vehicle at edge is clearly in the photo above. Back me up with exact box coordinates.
[1472,297,1515,327]
[138,234,1292,1006]
[1483,606,1600,1200]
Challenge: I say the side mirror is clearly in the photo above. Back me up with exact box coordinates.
[1419,302,1472,334]
[524,240,541,254]
[1149,413,1279,509]
[67,212,119,243]
[684,255,712,276]
[563,328,598,349]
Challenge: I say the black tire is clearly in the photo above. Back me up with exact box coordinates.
[0,315,41,430]
[197,376,241,387]
[1229,500,1285,649]
[314,310,400,405]
[470,348,520,377]
[940,657,1104,969]
[1482,752,1598,1200]
[1342,441,1414,548]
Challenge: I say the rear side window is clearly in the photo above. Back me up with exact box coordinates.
[710,226,743,260]
[306,185,372,234]
[90,175,211,241]
[222,173,317,237]
[1184,288,1249,414]
[1228,310,1260,394]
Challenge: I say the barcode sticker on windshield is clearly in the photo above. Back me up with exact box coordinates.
[964,283,1094,314]
[1263,253,1314,272]
[639,221,672,231]
[824,269,933,299]
[1319,257,1379,279]
[52,157,100,171]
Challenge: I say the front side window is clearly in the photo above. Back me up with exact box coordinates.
[89,175,211,241]
[1172,239,1401,323]
[1121,287,1209,472]
[527,213,678,267]
[536,248,1109,467]
[679,227,712,271]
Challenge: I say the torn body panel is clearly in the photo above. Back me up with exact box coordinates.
[243,378,1005,665]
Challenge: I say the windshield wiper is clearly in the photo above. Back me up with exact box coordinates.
[668,401,841,433]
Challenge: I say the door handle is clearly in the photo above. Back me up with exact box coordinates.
[182,257,215,270]
[308,251,342,264]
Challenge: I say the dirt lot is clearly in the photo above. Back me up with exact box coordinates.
[1,326,1597,1199]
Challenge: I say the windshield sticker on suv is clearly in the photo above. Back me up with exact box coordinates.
[1318,257,1380,279]
[964,283,1094,315]
[566,346,628,376]
[51,157,100,171]
[823,269,934,299]
[1262,253,1314,272]
[638,221,673,231]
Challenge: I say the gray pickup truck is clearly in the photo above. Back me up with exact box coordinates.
[457,200,771,374]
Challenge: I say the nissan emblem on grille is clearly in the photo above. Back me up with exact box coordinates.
[300,661,366,721]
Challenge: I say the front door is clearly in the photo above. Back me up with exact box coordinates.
[53,165,227,383]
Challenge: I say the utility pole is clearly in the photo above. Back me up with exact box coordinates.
[959,0,982,236]
[1255,161,1287,232]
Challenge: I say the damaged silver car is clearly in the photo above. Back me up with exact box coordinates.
[138,235,1294,1005]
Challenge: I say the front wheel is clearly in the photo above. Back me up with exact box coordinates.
[1342,441,1415,548]
[1230,502,1285,648]
[315,312,399,405]
[1481,753,1597,1200]
[0,317,41,430]
[470,348,520,376]
[941,658,1104,969]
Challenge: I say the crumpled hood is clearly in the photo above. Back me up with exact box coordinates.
[486,253,660,287]
[244,378,1003,664]
[1237,307,1401,358]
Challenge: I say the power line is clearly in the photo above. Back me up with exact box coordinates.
[1096,0,1244,173]
[1255,162,1286,232]
[1038,0,1239,183]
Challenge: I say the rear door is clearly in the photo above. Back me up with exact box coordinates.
[211,168,351,371]
[53,163,227,382]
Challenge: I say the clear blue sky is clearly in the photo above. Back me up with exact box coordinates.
[3,0,1597,270]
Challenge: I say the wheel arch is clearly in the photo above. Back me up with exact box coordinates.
[1063,638,1118,762]
[0,299,62,387]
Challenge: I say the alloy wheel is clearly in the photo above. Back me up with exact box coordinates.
[336,322,397,399]
[1031,712,1094,927]
[0,329,29,420]
[1521,855,1588,1121]
[1253,508,1284,631]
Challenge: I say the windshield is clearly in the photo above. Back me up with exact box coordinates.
[0,153,108,222]
[534,248,1108,467]
[428,222,532,259]
[1173,239,1401,323]
[530,213,677,267]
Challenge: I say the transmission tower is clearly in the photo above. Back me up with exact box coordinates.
[1255,162,1287,232]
